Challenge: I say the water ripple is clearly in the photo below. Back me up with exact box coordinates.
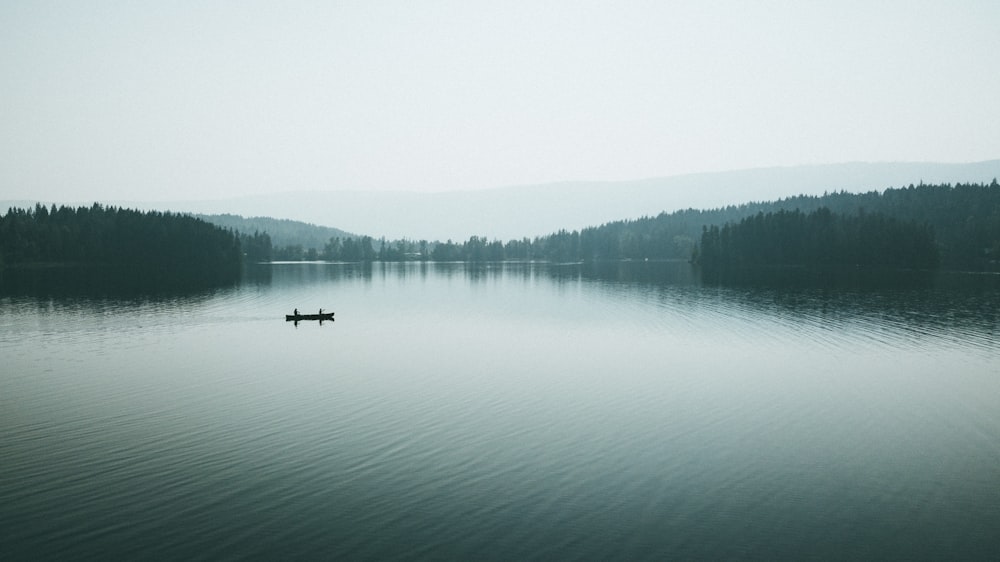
[3,263,1000,560]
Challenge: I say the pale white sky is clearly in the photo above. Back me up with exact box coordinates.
[2,1,998,202]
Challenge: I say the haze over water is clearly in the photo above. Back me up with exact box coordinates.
[2,262,999,559]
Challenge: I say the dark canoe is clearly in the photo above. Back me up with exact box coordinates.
[285,312,335,321]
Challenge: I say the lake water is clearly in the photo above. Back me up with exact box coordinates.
[2,261,999,560]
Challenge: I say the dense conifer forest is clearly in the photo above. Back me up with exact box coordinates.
[0,203,242,287]
[696,208,939,271]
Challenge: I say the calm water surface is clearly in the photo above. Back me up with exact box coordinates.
[2,262,999,560]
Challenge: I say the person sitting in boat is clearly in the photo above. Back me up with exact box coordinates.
[294,308,299,316]
[319,308,323,315]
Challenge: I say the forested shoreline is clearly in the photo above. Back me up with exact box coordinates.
[521,181,999,269]
[4,181,999,287]
[252,180,998,271]
[0,203,242,288]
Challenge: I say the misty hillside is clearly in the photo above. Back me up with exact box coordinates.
[147,161,1000,241]
[194,214,354,251]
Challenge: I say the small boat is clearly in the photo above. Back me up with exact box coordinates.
[285,312,335,321]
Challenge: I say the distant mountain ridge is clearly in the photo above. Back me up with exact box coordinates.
[5,161,998,241]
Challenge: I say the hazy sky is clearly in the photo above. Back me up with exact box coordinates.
[2,1,999,202]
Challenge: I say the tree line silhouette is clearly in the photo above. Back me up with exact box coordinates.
[419,180,997,270]
[1,203,242,287]
[19,181,990,282]
[523,180,997,269]
[302,181,995,270]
